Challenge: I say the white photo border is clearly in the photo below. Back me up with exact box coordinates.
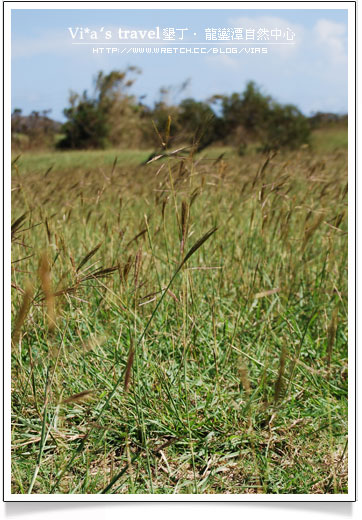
[3,0,356,502]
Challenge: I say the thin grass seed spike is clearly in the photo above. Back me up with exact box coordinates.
[11,154,21,166]
[50,226,217,493]
[11,282,33,346]
[165,114,172,146]
[38,252,56,332]
[61,390,96,405]
[111,156,118,176]
[79,265,118,283]
[11,213,27,241]
[122,226,217,391]
[180,201,189,256]
[274,345,287,403]
[124,338,135,392]
[179,226,217,269]
[76,242,102,273]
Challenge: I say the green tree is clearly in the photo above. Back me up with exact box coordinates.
[178,98,219,150]
[263,103,311,151]
[57,68,141,150]
[214,81,310,150]
[221,81,273,136]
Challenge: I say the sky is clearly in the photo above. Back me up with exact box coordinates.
[11,7,349,121]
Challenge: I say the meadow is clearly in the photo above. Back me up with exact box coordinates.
[11,129,348,494]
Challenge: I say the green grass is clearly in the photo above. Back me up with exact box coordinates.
[11,145,348,495]
[310,126,348,153]
[11,147,239,177]
[12,125,347,176]
[11,148,154,174]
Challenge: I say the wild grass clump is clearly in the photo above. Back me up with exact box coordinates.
[11,143,348,494]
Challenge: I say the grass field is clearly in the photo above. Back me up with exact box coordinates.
[11,136,348,494]
[11,126,348,174]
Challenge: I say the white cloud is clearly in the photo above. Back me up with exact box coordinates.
[313,19,347,64]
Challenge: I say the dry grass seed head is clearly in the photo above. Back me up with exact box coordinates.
[11,281,33,347]
[38,252,56,331]
[180,200,189,256]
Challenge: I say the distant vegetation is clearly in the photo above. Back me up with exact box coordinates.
[11,108,61,150]
[11,67,347,154]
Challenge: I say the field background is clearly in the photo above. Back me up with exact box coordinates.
[11,125,348,495]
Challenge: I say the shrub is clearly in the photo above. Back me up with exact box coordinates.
[263,103,311,151]
[57,68,141,150]
[218,81,310,151]
[57,96,110,149]
[11,108,60,150]
[178,98,219,150]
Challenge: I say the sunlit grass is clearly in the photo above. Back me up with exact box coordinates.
[11,143,348,494]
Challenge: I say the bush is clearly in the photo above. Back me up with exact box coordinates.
[57,97,110,150]
[178,98,219,150]
[263,103,311,151]
[57,68,141,150]
[218,82,310,151]
[11,108,60,150]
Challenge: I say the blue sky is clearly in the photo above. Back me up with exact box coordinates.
[11,8,348,121]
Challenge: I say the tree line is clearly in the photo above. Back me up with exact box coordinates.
[11,67,347,153]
